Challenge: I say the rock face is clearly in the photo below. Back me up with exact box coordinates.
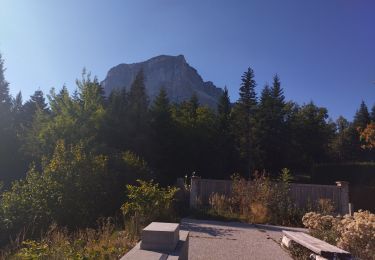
[101,55,223,108]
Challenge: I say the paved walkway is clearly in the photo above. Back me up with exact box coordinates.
[181,218,306,260]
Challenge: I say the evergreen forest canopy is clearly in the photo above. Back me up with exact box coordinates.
[0,54,374,187]
[0,53,374,244]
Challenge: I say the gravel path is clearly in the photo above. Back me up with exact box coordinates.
[181,218,306,260]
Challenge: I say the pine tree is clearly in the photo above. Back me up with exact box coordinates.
[270,74,285,114]
[216,87,237,177]
[0,54,11,111]
[29,90,48,111]
[104,88,129,149]
[0,55,26,184]
[128,70,149,119]
[12,91,23,115]
[0,54,12,122]
[233,67,257,176]
[127,69,150,155]
[370,104,375,123]
[353,101,370,129]
[149,88,177,183]
[238,68,257,113]
[151,88,171,123]
[188,93,199,120]
[218,87,231,129]
[259,84,272,107]
[254,76,287,174]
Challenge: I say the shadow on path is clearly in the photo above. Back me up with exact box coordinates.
[180,222,237,238]
[181,218,307,235]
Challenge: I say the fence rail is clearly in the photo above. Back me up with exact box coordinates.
[187,177,349,215]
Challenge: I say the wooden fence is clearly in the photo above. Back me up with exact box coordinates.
[188,177,349,215]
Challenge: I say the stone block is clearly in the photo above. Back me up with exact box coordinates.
[141,222,180,251]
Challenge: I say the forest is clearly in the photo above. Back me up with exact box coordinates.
[0,53,374,248]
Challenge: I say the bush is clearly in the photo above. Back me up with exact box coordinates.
[230,170,302,225]
[302,212,339,245]
[0,140,112,245]
[208,193,235,217]
[0,140,153,247]
[336,211,375,260]
[302,210,375,260]
[7,219,134,260]
[121,180,179,237]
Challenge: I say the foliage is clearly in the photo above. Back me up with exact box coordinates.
[121,180,179,237]
[232,67,258,176]
[360,123,375,149]
[0,140,123,245]
[8,219,134,260]
[24,72,106,160]
[208,193,235,217]
[311,162,375,186]
[302,211,375,260]
[254,75,287,174]
[229,171,302,225]
[287,240,314,260]
[302,212,339,245]
[0,53,375,255]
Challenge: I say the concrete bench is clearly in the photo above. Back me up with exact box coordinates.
[281,230,351,260]
[121,222,189,260]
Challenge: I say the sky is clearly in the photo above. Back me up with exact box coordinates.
[0,0,374,120]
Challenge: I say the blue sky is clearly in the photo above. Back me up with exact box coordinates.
[0,0,374,120]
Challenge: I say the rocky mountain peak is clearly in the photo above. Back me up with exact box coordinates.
[101,55,223,108]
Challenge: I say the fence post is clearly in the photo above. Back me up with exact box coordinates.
[190,176,200,209]
[336,181,349,215]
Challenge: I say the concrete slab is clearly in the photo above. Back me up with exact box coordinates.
[121,230,189,260]
[167,230,189,260]
[120,242,168,260]
[181,218,295,260]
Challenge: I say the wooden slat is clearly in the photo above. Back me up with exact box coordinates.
[191,178,347,215]
[282,231,351,258]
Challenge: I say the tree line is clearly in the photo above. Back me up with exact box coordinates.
[0,55,374,187]
[0,53,374,244]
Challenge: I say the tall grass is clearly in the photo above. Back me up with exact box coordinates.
[1,218,135,260]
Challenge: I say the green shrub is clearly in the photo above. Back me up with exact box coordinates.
[11,219,133,260]
[121,180,179,237]
[0,140,114,246]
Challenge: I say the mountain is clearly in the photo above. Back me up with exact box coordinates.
[101,55,223,108]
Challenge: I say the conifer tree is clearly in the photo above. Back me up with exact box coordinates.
[151,88,171,123]
[218,87,231,129]
[270,74,285,115]
[216,87,237,177]
[28,90,48,111]
[127,69,150,155]
[353,101,370,129]
[0,54,25,184]
[104,88,128,149]
[128,70,149,120]
[233,67,257,176]
[12,91,23,114]
[149,88,177,183]
[188,93,199,120]
[370,104,375,123]
[0,54,11,112]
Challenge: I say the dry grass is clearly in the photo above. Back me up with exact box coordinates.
[2,218,136,260]
[249,202,269,224]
